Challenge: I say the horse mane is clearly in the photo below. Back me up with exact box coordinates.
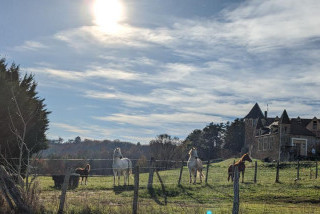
[235,153,249,165]
[85,164,91,172]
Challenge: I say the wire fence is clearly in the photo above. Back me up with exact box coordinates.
[1,157,319,213]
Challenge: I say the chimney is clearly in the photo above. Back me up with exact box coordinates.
[264,111,268,119]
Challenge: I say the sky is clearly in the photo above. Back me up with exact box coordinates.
[1,0,320,144]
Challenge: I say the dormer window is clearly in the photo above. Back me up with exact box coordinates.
[313,121,317,130]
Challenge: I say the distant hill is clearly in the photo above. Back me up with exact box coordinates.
[37,139,150,175]
[42,139,150,160]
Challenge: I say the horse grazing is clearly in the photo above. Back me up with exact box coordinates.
[228,153,252,183]
[112,147,132,186]
[187,147,204,184]
[75,164,90,185]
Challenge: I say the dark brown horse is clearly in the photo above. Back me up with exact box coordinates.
[75,164,90,185]
[228,153,252,183]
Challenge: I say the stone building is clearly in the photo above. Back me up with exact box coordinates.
[244,103,320,161]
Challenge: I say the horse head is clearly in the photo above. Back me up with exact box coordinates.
[85,164,91,171]
[242,153,252,162]
[188,147,199,159]
[113,147,123,159]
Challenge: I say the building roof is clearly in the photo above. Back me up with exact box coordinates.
[244,103,264,119]
[290,123,315,136]
[256,117,264,129]
[280,109,291,124]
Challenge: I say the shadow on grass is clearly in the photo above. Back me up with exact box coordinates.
[177,184,205,204]
[148,187,167,206]
[113,185,134,194]
[205,184,233,199]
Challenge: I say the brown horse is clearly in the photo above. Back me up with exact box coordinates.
[75,164,90,185]
[228,153,252,183]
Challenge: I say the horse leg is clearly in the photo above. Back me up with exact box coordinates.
[85,176,87,185]
[189,170,192,184]
[199,170,202,183]
[193,170,197,184]
[127,168,130,186]
[118,173,120,186]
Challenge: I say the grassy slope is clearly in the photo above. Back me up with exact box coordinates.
[38,159,320,213]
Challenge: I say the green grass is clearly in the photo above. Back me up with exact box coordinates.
[37,159,320,213]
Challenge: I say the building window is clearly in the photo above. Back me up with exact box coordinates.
[258,139,263,151]
[313,121,317,130]
[268,137,272,150]
[263,138,267,151]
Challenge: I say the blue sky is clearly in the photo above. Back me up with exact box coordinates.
[1,0,320,143]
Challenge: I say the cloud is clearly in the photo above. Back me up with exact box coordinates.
[14,0,320,143]
[27,66,141,81]
[52,123,91,134]
[13,41,48,51]
[94,112,224,127]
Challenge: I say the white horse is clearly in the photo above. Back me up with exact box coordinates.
[187,147,204,184]
[112,147,132,186]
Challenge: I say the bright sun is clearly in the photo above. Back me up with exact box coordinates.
[93,0,124,33]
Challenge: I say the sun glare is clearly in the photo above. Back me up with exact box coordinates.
[93,0,123,33]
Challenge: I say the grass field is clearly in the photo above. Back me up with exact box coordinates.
[37,159,320,213]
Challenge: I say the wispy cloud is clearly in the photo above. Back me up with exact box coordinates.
[94,112,224,127]
[28,66,141,81]
[13,41,48,51]
[52,123,91,134]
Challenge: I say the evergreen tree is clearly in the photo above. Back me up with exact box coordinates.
[223,118,245,154]
[184,123,225,160]
[0,58,50,174]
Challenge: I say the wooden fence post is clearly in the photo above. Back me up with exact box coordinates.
[296,160,300,180]
[58,168,71,214]
[205,160,210,184]
[232,165,239,214]
[178,160,184,185]
[147,157,155,190]
[132,166,139,214]
[316,161,318,179]
[254,161,257,183]
[275,160,280,183]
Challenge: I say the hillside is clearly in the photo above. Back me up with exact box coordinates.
[42,139,150,160]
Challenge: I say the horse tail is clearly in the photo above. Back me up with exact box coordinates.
[198,170,205,179]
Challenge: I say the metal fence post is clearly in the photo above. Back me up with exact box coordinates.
[205,160,210,184]
[254,161,257,183]
[275,160,280,183]
[316,161,318,179]
[296,160,300,180]
[178,160,184,185]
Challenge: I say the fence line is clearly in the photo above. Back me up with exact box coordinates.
[16,158,320,213]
